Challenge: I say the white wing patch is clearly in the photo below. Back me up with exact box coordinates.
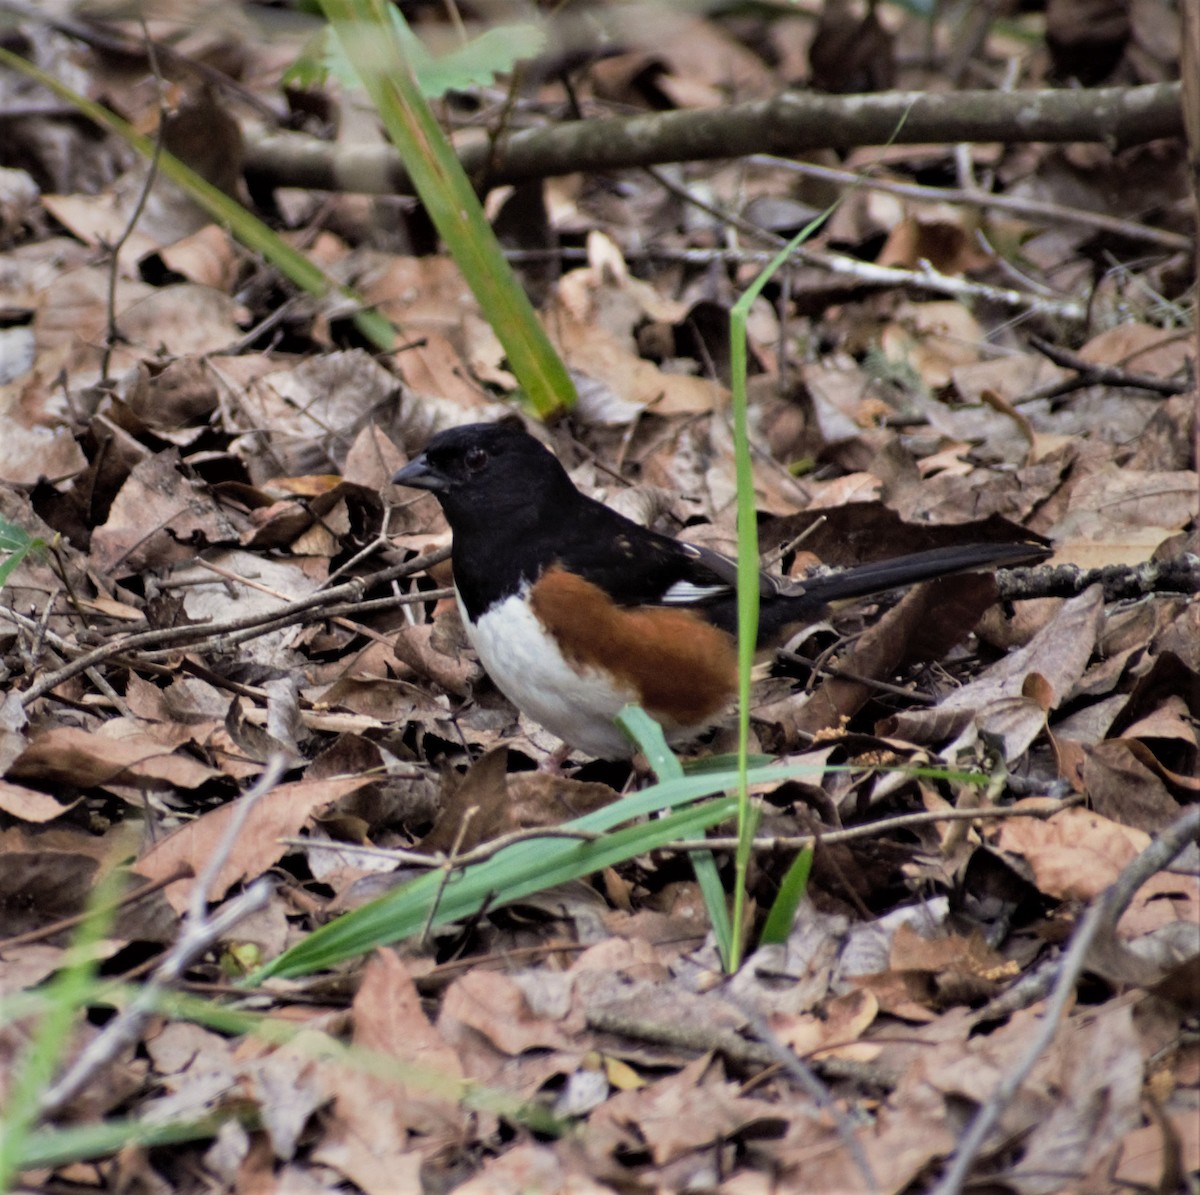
[660,580,731,605]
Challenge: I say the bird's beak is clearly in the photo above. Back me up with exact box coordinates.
[392,453,448,493]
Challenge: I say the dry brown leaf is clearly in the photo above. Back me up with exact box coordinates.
[0,837,100,936]
[880,301,984,389]
[1112,1109,1200,1191]
[89,449,244,576]
[390,330,493,408]
[0,401,88,485]
[995,803,1149,902]
[549,296,724,417]
[317,950,464,1177]
[1076,323,1192,376]
[392,621,481,700]
[876,208,990,274]
[1049,463,1198,566]
[438,968,574,1057]
[783,571,1002,745]
[607,8,777,103]
[1083,738,1188,833]
[452,1144,611,1195]
[885,584,1104,760]
[1004,1002,1143,1195]
[591,1055,774,1166]
[134,774,371,912]
[39,192,160,269]
[156,224,241,290]
[768,988,881,1061]
[418,746,510,854]
[9,723,218,790]
[0,779,77,822]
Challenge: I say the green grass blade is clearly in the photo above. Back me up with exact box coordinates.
[616,705,684,781]
[253,794,737,980]
[307,13,546,99]
[689,850,733,969]
[682,752,774,775]
[727,212,838,970]
[254,754,979,981]
[616,705,733,966]
[758,847,814,946]
[0,859,130,1191]
[15,1114,236,1171]
[319,0,575,417]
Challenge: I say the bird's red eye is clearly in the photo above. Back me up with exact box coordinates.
[464,446,488,472]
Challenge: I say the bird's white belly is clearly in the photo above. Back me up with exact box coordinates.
[461,589,637,758]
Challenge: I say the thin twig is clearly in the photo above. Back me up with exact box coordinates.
[644,163,784,250]
[37,758,288,1117]
[130,587,455,662]
[0,601,133,712]
[279,801,1075,875]
[734,999,878,1193]
[14,546,451,706]
[792,246,1087,320]
[189,556,452,650]
[929,804,1200,1195]
[775,648,939,705]
[754,154,1193,254]
[1022,333,1190,400]
[502,241,1078,319]
[667,798,1082,854]
[99,15,167,382]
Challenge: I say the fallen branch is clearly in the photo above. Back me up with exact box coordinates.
[754,156,1193,254]
[11,546,451,706]
[37,758,287,1118]
[1023,333,1191,400]
[244,83,1183,197]
[929,804,1200,1195]
[994,557,1200,603]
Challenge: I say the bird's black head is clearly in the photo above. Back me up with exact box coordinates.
[392,421,577,532]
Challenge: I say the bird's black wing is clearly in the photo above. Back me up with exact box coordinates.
[548,498,794,639]
[545,497,747,609]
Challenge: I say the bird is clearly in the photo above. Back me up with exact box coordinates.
[392,421,1049,760]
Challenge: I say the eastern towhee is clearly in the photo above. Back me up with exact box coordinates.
[393,422,1049,759]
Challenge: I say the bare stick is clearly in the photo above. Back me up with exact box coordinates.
[278,823,602,871]
[15,546,451,706]
[754,155,1192,254]
[37,758,288,1117]
[929,804,1200,1195]
[735,999,879,1193]
[100,16,166,382]
[1024,334,1189,399]
[668,798,1082,854]
[244,83,1183,197]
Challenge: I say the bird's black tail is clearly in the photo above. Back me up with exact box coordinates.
[789,540,1050,607]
